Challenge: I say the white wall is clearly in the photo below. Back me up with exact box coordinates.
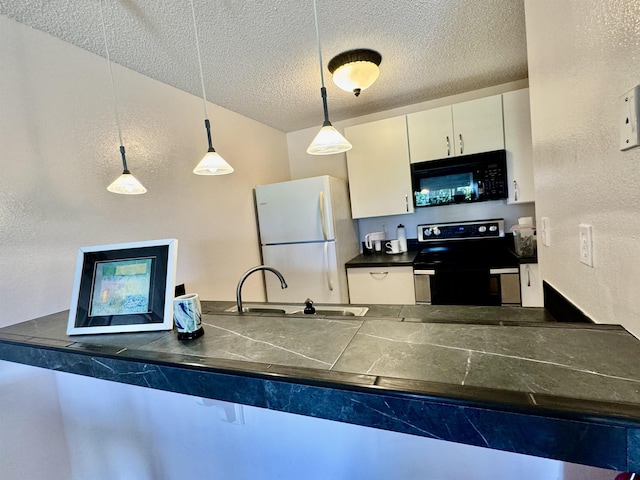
[0,361,72,479]
[0,15,290,328]
[0,361,613,480]
[524,1,640,337]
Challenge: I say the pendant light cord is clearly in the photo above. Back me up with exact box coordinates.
[312,0,331,125]
[312,0,326,90]
[99,0,124,149]
[190,0,209,121]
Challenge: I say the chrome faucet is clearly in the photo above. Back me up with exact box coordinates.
[236,265,287,313]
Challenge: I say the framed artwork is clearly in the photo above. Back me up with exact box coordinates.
[67,239,178,335]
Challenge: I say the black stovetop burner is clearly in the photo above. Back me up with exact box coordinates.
[413,219,517,270]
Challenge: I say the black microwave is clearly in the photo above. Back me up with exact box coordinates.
[410,150,508,208]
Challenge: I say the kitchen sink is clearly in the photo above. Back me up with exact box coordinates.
[225,304,368,317]
[312,309,356,316]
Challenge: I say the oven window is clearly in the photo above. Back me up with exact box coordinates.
[415,173,477,207]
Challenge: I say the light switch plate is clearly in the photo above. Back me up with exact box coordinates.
[620,85,640,151]
[540,217,550,246]
[579,224,593,267]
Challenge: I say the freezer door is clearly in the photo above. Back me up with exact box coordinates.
[256,176,335,244]
[261,242,346,304]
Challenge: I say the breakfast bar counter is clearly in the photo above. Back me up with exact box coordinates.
[0,301,639,472]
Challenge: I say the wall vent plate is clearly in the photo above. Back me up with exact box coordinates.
[620,85,640,151]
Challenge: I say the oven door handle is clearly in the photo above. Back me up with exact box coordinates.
[413,269,436,275]
[489,268,519,274]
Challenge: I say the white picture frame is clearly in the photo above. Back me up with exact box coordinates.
[67,239,178,335]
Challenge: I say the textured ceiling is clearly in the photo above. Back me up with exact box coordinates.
[0,0,528,133]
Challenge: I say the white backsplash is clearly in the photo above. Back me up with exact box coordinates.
[357,200,536,243]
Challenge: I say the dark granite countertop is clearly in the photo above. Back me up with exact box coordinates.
[0,301,639,472]
[346,250,419,267]
[508,249,538,264]
[347,249,537,267]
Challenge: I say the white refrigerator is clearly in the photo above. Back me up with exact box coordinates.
[255,175,359,304]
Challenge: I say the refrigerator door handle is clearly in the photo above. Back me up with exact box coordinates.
[319,190,329,241]
[324,241,334,291]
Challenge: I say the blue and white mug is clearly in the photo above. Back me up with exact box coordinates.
[173,293,203,339]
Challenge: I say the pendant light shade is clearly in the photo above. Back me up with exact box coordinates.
[190,0,233,175]
[99,0,147,195]
[307,124,353,155]
[328,49,382,97]
[106,146,147,194]
[307,0,352,156]
[107,174,147,194]
[193,149,234,175]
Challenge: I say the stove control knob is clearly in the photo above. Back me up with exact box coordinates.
[432,227,441,236]
[423,228,432,237]
[478,226,487,233]
[489,225,498,232]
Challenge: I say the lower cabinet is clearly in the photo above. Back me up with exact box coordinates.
[520,263,544,307]
[347,266,416,305]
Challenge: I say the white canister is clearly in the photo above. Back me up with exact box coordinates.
[397,224,408,252]
[173,293,204,340]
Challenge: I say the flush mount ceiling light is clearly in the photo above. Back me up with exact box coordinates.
[100,0,146,195]
[328,49,382,97]
[306,0,352,156]
[190,0,233,175]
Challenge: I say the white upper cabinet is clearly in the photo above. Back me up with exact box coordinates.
[407,94,505,163]
[451,94,505,156]
[407,105,454,162]
[345,116,414,219]
[503,88,535,204]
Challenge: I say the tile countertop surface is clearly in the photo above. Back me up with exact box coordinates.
[345,251,419,267]
[345,249,537,267]
[0,301,639,472]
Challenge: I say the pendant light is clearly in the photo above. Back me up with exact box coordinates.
[328,49,382,97]
[99,0,147,195]
[306,0,352,156]
[190,0,233,175]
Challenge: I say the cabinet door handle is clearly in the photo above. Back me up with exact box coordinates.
[513,180,519,202]
[446,136,451,156]
[369,271,389,279]
[459,134,464,154]
[526,264,531,287]
[405,194,409,212]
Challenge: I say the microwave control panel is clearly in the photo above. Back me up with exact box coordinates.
[477,163,507,199]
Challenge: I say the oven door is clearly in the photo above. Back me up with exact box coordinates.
[430,267,499,306]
